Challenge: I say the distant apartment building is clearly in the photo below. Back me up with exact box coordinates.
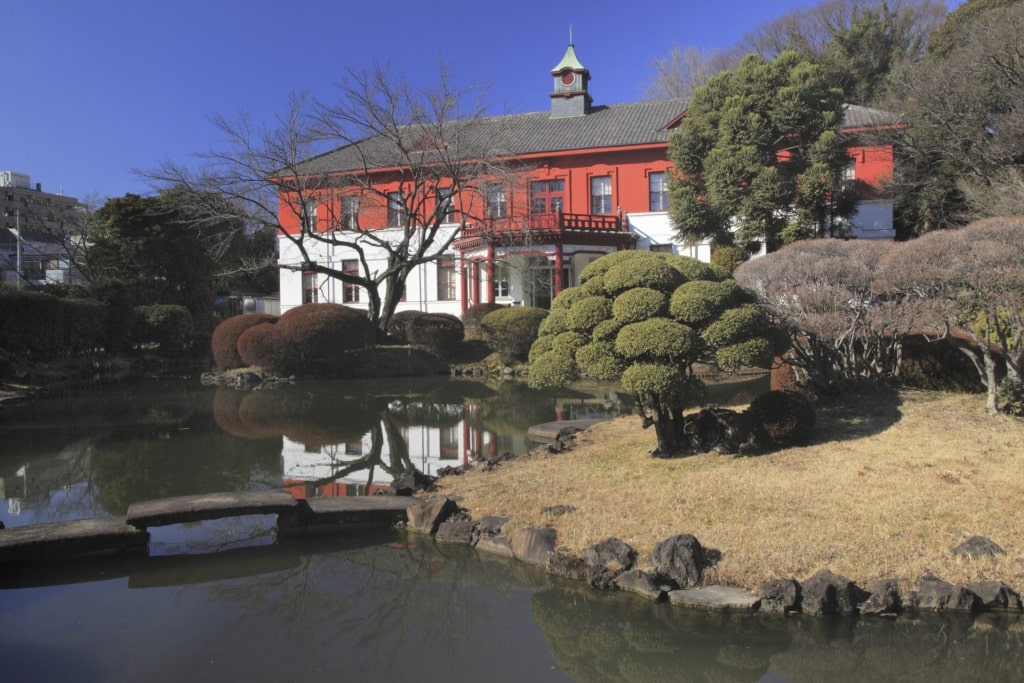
[1,170,87,287]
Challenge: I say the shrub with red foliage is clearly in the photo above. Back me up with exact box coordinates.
[237,303,375,376]
[404,313,464,357]
[211,313,278,371]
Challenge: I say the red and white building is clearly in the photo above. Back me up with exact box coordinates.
[277,44,898,315]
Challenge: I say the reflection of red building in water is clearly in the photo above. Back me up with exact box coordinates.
[279,405,521,499]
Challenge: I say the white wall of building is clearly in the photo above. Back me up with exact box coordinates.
[278,200,893,312]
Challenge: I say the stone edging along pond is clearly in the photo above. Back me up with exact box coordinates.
[406,493,1024,617]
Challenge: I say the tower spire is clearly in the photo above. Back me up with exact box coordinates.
[550,40,592,118]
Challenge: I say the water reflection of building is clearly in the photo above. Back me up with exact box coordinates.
[281,414,502,500]
[0,441,95,525]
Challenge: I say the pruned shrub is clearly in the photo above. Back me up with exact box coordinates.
[461,303,506,340]
[613,287,668,324]
[529,249,782,455]
[745,390,816,449]
[550,331,588,357]
[551,286,587,311]
[603,257,685,296]
[615,319,699,362]
[62,298,108,355]
[669,280,744,326]
[528,349,577,387]
[211,313,278,371]
[0,290,63,358]
[576,341,624,381]
[132,304,194,353]
[386,310,426,344]
[237,303,373,376]
[710,245,748,273]
[481,306,549,365]
[404,313,464,357]
[566,296,613,331]
[701,304,773,347]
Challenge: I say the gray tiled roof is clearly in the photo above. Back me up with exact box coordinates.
[295,99,687,175]
[295,99,898,175]
[842,104,903,129]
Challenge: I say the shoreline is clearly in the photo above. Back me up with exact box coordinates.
[429,387,1024,612]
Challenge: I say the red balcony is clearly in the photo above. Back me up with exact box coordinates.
[454,212,630,250]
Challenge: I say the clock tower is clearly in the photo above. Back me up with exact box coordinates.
[550,42,592,118]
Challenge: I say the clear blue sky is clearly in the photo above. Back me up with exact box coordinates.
[3,0,962,203]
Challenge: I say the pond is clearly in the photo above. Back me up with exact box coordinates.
[3,375,1024,682]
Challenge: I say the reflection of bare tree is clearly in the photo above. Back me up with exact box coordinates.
[295,410,418,493]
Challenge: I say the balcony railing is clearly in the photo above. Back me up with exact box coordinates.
[456,211,624,245]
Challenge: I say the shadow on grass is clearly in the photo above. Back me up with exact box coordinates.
[808,384,904,445]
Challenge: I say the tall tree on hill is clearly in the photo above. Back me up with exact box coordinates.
[150,62,519,336]
[644,0,946,105]
[879,1,1024,235]
[668,51,852,254]
[926,0,1024,57]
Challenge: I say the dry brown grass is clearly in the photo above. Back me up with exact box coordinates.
[432,388,1024,593]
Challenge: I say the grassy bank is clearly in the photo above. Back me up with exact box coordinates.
[433,388,1024,593]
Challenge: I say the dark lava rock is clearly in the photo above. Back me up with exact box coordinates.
[800,569,867,616]
[951,535,1005,559]
[967,580,1023,610]
[435,514,476,544]
[759,578,802,614]
[389,469,437,496]
[581,537,637,589]
[615,569,671,601]
[909,573,980,612]
[651,534,706,588]
[547,547,587,581]
[860,579,902,616]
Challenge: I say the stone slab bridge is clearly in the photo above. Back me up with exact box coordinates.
[0,491,420,565]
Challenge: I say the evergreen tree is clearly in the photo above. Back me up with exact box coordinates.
[668,51,852,253]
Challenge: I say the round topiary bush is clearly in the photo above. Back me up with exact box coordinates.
[461,302,506,340]
[613,287,668,324]
[386,310,426,344]
[744,390,816,449]
[404,313,464,357]
[481,306,549,366]
[237,303,373,376]
[211,313,278,371]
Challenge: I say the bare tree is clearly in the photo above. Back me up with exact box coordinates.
[644,0,946,105]
[875,217,1024,415]
[151,62,524,334]
[642,46,742,101]
[734,238,922,394]
[737,0,945,61]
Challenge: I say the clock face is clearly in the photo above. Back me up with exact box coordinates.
[561,71,576,86]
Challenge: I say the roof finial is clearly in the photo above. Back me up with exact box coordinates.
[569,24,574,46]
